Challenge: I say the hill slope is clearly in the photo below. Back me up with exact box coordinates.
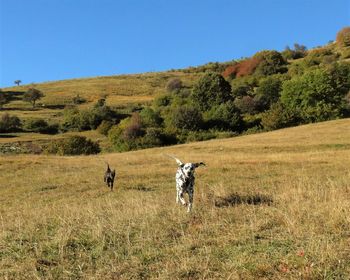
[1,119,350,279]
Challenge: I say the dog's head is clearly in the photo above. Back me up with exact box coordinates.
[166,155,205,178]
[181,162,205,178]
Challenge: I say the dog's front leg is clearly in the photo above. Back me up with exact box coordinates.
[178,190,186,206]
[187,189,194,212]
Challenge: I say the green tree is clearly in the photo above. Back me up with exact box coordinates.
[170,106,203,131]
[139,107,163,127]
[23,88,44,108]
[254,50,288,76]
[281,67,349,122]
[282,44,307,60]
[204,101,243,131]
[261,102,298,130]
[192,72,232,111]
[14,80,21,86]
[254,74,287,110]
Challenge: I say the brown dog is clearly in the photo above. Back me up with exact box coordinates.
[104,163,116,191]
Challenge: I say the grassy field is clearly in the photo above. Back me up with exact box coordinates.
[1,118,350,279]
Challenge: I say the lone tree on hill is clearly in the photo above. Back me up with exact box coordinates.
[14,80,22,86]
[23,88,44,108]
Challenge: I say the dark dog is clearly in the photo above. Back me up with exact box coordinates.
[167,155,205,212]
[104,163,116,191]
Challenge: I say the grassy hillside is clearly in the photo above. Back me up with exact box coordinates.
[0,71,202,153]
[1,33,349,155]
[1,72,201,121]
[1,118,350,279]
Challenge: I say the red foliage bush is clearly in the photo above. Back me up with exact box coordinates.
[336,26,350,47]
[222,57,262,79]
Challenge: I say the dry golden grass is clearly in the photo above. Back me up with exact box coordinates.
[1,71,201,127]
[1,119,350,279]
[3,71,200,106]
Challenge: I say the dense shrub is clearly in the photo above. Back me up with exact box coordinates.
[61,100,114,131]
[281,66,350,122]
[261,102,299,130]
[153,94,172,108]
[233,96,260,114]
[170,106,203,131]
[204,102,243,131]
[24,119,59,134]
[139,107,163,127]
[141,127,166,147]
[45,135,100,155]
[231,77,256,98]
[97,120,114,136]
[0,113,22,133]
[72,94,86,105]
[282,44,307,60]
[303,48,337,67]
[254,74,287,110]
[222,57,262,79]
[0,91,9,108]
[108,113,145,151]
[166,78,183,92]
[254,50,288,77]
[192,72,232,111]
[336,26,350,47]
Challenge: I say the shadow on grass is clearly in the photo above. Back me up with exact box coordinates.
[126,184,154,192]
[0,134,18,138]
[1,107,40,111]
[215,192,273,207]
[44,104,66,109]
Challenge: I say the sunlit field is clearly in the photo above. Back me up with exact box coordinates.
[1,71,201,122]
[1,119,350,279]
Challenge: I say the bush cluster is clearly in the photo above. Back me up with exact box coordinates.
[45,135,100,155]
[61,99,114,131]
[0,113,22,133]
[24,119,59,134]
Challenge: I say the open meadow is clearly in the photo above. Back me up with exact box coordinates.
[1,118,350,279]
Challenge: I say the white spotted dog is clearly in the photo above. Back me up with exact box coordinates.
[167,155,205,212]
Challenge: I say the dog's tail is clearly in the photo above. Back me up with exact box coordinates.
[164,154,184,166]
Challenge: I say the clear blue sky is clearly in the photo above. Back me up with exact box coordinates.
[0,0,349,87]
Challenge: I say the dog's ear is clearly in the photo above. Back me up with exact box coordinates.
[105,162,111,171]
[194,162,206,168]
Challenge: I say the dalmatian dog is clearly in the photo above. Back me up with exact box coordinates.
[167,155,205,212]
